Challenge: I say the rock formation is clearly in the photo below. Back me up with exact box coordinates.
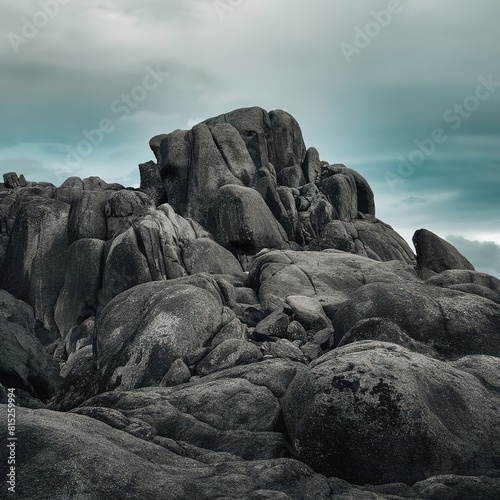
[1,107,499,499]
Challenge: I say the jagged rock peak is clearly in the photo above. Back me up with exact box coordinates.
[144,106,415,264]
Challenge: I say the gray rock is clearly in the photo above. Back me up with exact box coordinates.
[283,341,500,485]
[67,190,110,242]
[318,171,358,221]
[253,311,290,340]
[139,160,167,205]
[413,228,474,278]
[54,239,105,339]
[105,189,154,239]
[1,198,70,331]
[333,281,500,358]
[427,268,500,303]
[213,184,289,252]
[210,317,248,347]
[64,317,95,356]
[182,238,243,276]
[160,358,191,387]
[249,249,419,312]
[338,317,440,358]
[3,172,22,188]
[235,287,260,305]
[286,320,308,342]
[302,147,321,185]
[95,280,228,392]
[285,295,332,331]
[0,290,60,401]
[261,339,306,363]
[197,339,263,376]
[0,405,330,499]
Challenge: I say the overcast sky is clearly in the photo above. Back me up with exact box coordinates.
[1,0,499,276]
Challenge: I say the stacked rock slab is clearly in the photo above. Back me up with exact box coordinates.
[149,106,415,263]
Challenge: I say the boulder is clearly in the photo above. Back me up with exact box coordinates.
[413,229,475,278]
[67,190,110,242]
[213,185,289,252]
[197,339,263,376]
[95,280,228,393]
[249,249,419,312]
[283,341,500,485]
[333,281,500,358]
[139,160,167,205]
[182,238,243,276]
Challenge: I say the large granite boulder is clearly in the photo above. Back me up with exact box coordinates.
[334,281,500,358]
[94,277,232,393]
[283,341,500,485]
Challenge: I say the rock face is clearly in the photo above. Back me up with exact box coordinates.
[283,342,500,485]
[1,107,499,499]
[149,107,415,262]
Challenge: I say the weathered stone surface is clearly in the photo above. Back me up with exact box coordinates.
[285,295,332,331]
[427,269,500,303]
[95,280,227,393]
[139,160,167,205]
[197,339,263,376]
[414,229,475,278]
[338,317,440,357]
[261,339,306,363]
[3,106,498,498]
[182,238,243,276]
[0,405,330,499]
[67,191,110,242]
[54,239,105,339]
[249,249,419,312]
[0,290,60,401]
[334,282,500,358]
[283,341,500,485]
[160,358,191,387]
[105,189,155,239]
[1,198,70,331]
[213,184,289,252]
[253,311,290,340]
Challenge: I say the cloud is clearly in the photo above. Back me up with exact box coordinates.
[0,0,498,245]
[446,236,500,278]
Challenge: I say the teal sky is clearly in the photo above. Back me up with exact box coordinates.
[1,0,499,276]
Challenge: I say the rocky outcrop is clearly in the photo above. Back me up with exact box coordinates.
[149,107,415,263]
[1,107,497,499]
